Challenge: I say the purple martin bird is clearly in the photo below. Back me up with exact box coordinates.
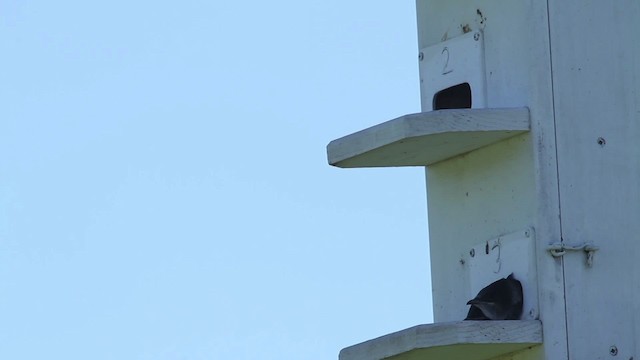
[465,273,523,320]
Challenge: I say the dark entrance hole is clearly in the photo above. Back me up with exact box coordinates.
[433,83,472,110]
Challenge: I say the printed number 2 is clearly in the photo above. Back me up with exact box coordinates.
[441,47,452,75]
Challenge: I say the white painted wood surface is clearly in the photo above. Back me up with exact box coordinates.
[419,30,487,111]
[415,1,567,359]
[339,321,542,360]
[467,229,539,321]
[547,1,640,359]
[327,108,529,168]
[426,133,535,322]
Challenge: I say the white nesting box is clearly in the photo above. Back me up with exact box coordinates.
[328,1,640,359]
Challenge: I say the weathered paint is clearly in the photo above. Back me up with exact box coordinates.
[417,1,564,359]
[548,1,640,358]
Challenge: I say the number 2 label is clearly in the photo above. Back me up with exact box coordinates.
[441,47,453,75]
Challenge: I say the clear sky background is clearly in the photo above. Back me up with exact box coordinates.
[0,1,432,359]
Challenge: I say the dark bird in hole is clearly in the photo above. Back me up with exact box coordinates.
[465,273,523,320]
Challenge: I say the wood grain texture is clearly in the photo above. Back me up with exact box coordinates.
[327,108,529,168]
[547,1,640,359]
[415,1,568,359]
[339,321,542,360]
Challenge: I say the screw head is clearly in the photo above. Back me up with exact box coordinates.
[418,52,424,61]
[473,32,480,41]
[610,346,618,356]
[470,248,475,257]
[597,137,606,146]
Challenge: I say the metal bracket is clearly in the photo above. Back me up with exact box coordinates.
[547,242,599,267]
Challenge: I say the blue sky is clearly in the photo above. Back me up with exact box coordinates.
[0,1,431,359]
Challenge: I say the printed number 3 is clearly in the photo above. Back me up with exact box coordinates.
[441,47,452,75]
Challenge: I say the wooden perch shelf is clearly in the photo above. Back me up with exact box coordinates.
[327,107,530,168]
[339,320,543,360]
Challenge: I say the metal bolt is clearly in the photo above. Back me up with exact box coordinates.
[597,137,606,146]
[473,32,480,41]
[610,346,618,356]
[419,52,424,61]
[470,249,475,257]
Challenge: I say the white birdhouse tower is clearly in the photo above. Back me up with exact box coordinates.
[327,1,640,359]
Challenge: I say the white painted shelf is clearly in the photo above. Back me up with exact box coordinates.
[327,108,530,168]
[339,320,542,360]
